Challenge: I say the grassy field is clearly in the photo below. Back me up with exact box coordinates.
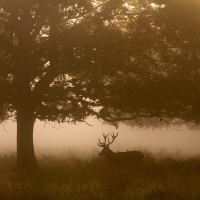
[0,151,200,200]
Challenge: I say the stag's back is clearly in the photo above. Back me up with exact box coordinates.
[107,150,144,166]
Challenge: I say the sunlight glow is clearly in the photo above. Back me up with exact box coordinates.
[123,2,135,10]
[150,3,165,8]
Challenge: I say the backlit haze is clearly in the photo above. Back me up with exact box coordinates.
[1,119,200,158]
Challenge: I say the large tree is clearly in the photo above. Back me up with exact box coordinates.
[0,0,128,169]
[0,0,200,170]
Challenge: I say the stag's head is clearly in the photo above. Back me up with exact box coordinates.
[97,132,118,156]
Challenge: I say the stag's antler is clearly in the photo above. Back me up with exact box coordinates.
[97,132,118,147]
[97,133,110,147]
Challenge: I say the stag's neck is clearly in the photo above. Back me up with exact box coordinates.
[105,149,115,159]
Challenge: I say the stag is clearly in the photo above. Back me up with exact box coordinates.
[98,132,144,165]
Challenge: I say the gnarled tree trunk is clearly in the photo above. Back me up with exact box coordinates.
[17,108,37,170]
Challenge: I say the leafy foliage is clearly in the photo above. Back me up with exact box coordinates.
[0,0,200,126]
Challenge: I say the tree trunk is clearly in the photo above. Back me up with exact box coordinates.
[17,108,38,170]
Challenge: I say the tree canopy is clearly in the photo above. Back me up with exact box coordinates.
[98,0,200,127]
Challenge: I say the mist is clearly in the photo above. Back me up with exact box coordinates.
[1,118,200,158]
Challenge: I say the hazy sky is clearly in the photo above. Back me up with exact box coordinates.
[1,118,200,158]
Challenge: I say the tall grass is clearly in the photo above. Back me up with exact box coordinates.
[0,151,200,200]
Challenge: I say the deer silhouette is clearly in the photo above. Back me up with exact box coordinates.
[98,132,144,165]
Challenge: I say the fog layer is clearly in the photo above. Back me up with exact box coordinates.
[1,118,200,157]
